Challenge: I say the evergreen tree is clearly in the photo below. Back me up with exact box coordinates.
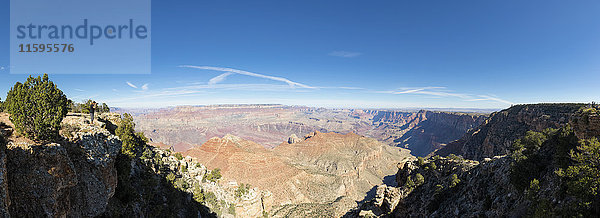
[101,103,110,113]
[4,74,68,141]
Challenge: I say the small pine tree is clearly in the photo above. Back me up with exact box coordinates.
[416,157,425,167]
[449,174,460,188]
[415,173,425,186]
[4,74,68,141]
[116,113,147,158]
[556,138,600,214]
[101,103,110,113]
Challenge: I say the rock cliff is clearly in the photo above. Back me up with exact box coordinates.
[0,113,120,217]
[349,104,600,217]
[436,104,584,160]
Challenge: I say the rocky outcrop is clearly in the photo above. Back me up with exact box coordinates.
[436,104,584,160]
[0,131,10,217]
[128,146,272,217]
[1,113,121,217]
[287,134,301,144]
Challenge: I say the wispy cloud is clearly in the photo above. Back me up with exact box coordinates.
[466,95,514,105]
[141,84,149,91]
[180,65,316,89]
[377,87,512,105]
[208,72,233,85]
[126,81,138,89]
[0,66,5,70]
[74,89,85,92]
[328,51,362,58]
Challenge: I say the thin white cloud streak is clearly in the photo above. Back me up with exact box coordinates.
[180,65,316,89]
[74,89,85,92]
[378,87,512,105]
[141,84,149,91]
[208,72,233,85]
[466,95,514,105]
[126,81,138,89]
[328,51,362,58]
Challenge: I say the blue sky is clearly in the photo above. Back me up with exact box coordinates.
[1,0,599,109]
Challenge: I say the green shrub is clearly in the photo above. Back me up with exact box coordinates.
[181,164,188,173]
[416,157,425,167]
[174,152,184,160]
[166,173,176,183]
[204,168,222,183]
[204,191,218,207]
[193,184,204,203]
[174,178,188,190]
[4,74,68,141]
[116,113,148,158]
[405,176,415,189]
[427,162,437,171]
[447,154,463,161]
[415,173,425,186]
[435,184,444,193]
[235,183,251,198]
[449,174,460,188]
[556,138,600,215]
[510,130,552,191]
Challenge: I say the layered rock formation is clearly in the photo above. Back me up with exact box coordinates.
[132,105,486,157]
[185,131,415,216]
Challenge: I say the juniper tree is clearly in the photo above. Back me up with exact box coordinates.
[4,74,68,141]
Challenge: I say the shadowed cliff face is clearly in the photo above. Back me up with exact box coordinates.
[436,104,585,160]
[131,105,486,157]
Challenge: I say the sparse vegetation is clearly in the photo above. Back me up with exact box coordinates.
[405,175,416,189]
[116,113,149,158]
[174,152,184,160]
[415,173,425,186]
[449,174,460,188]
[3,74,68,141]
[193,184,205,203]
[68,99,110,114]
[447,154,464,161]
[60,123,80,139]
[228,204,236,216]
[203,168,222,183]
[235,183,251,198]
[416,157,425,167]
[556,137,600,215]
